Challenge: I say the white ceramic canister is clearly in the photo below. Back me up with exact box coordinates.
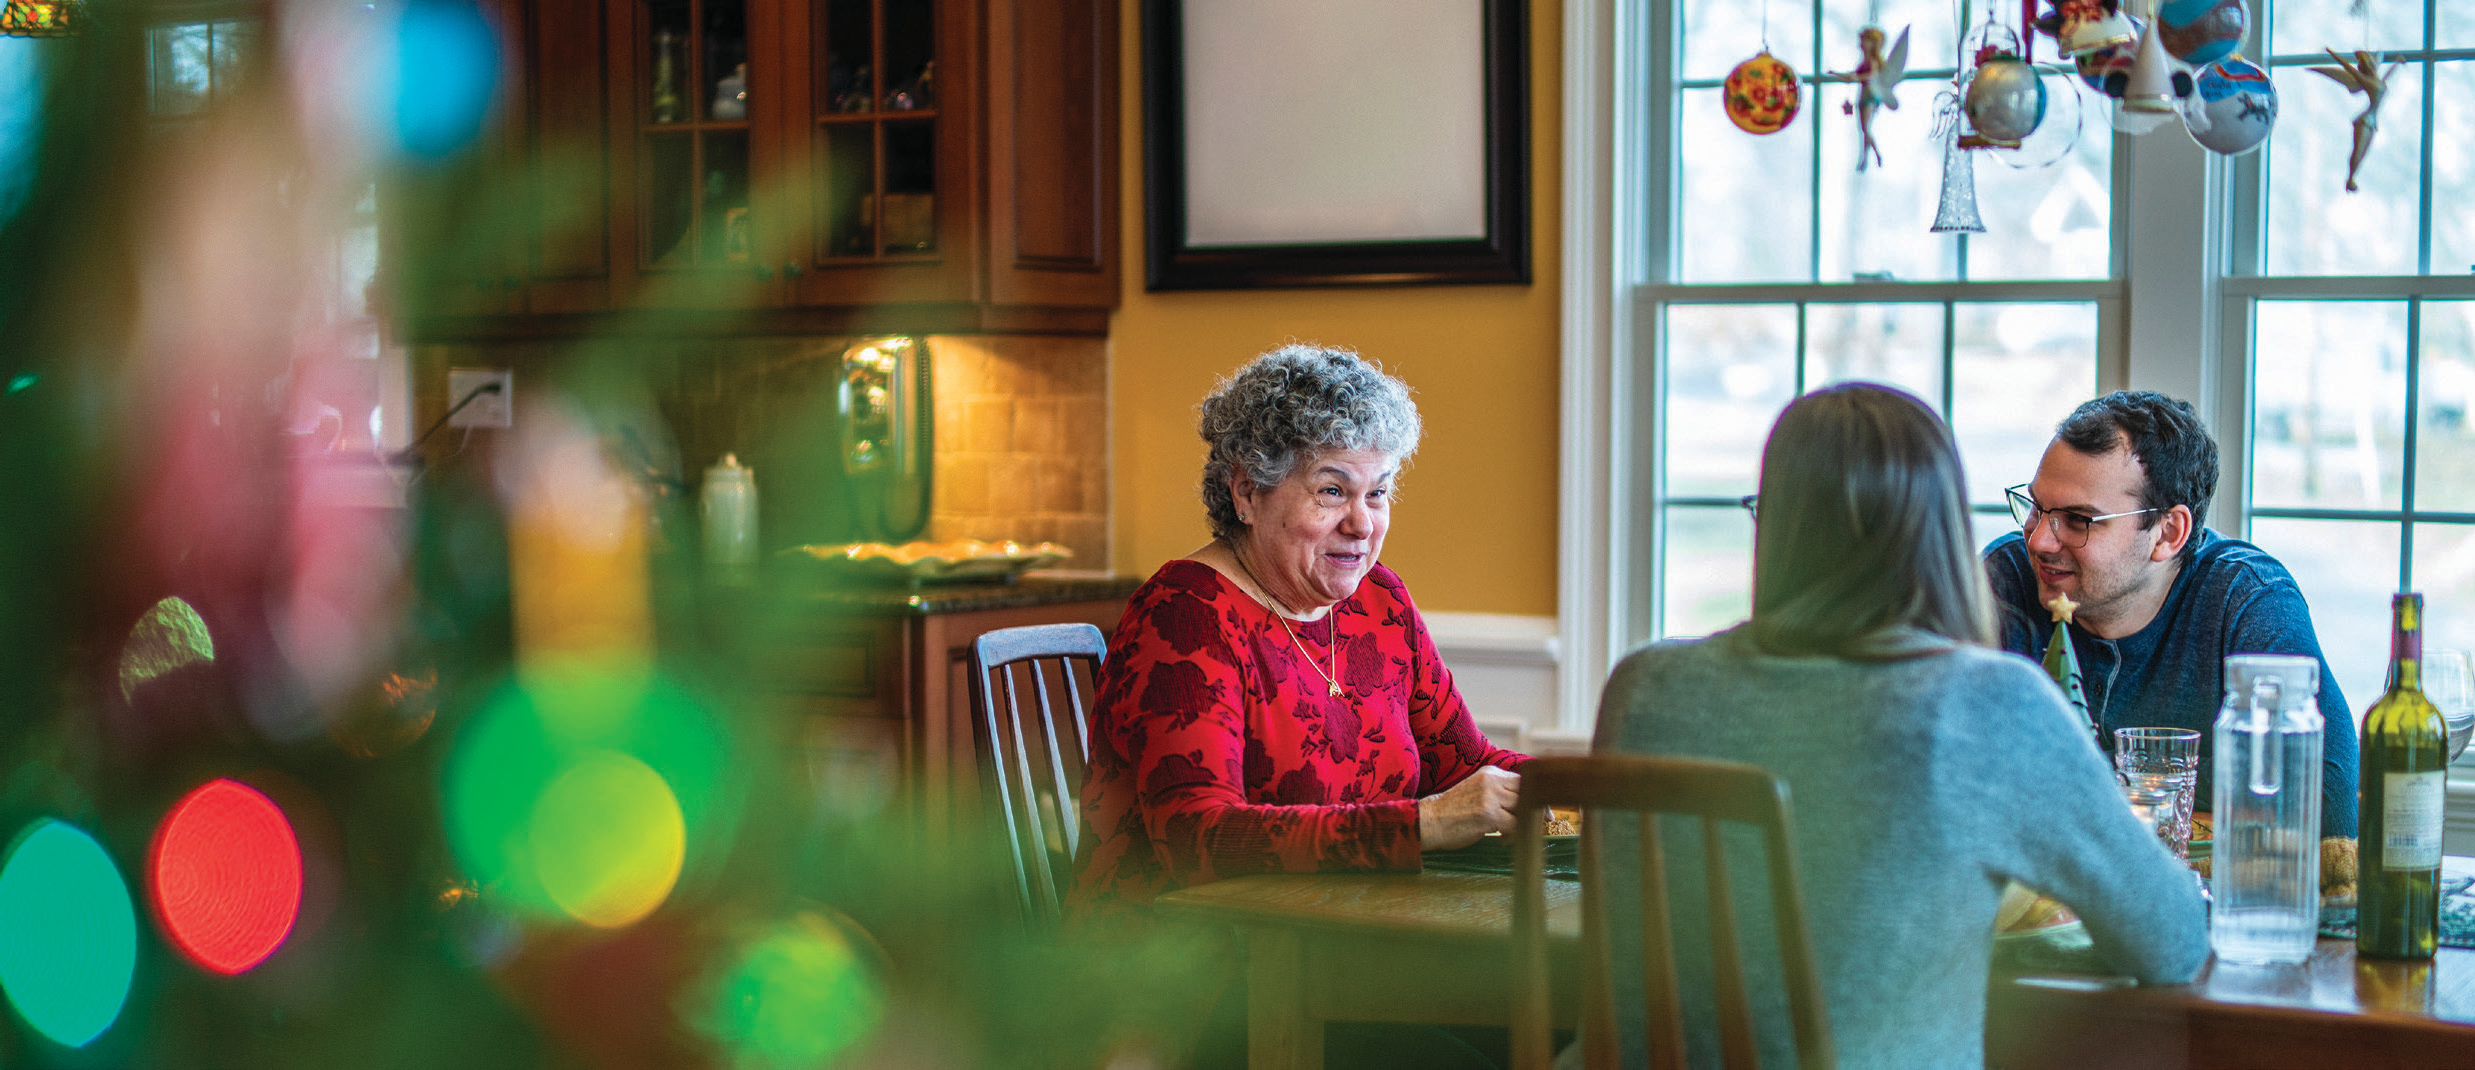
[701,452,759,571]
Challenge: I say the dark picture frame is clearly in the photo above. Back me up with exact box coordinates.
[1141,0,1530,291]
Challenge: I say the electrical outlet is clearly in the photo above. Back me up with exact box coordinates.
[446,368,513,429]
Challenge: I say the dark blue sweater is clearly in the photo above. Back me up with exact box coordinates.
[1983,529,2360,838]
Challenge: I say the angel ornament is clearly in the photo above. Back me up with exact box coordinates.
[1837,25,1913,170]
[2309,49,2400,192]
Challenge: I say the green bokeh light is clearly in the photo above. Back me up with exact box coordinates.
[443,661,736,922]
[117,595,215,703]
[0,819,138,1048]
[696,912,887,1068]
[529,751,684,928]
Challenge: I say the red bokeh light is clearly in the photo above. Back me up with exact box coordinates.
[150,779,303,975]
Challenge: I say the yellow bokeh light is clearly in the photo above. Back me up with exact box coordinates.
[528,751,684,929]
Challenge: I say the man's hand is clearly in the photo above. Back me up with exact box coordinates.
[1417,765,1522,851]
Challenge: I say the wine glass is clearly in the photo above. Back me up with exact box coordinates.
[2423,648,2475,764]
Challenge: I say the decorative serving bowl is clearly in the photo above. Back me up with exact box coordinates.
[791,539,1073,585]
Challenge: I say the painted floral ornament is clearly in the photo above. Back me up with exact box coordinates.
[1724,51,1802,134]
[2185,57,2276,155]
[2074,24,2141,98]
[1964,51,2047,146]
[2156,0,2245,68]
[2036,0,2136,56]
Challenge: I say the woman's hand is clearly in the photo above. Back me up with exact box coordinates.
[1418,765,1521,850]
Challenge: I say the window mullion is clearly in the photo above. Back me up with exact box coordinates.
[2402,296,2423,593]
[2416,0,2438,277]
[1940,300,1956,416]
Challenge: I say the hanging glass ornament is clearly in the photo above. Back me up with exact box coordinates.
[1929,96,1986,233]
[1930,136,1988,233]
[1965,52,2048,146]
[2185,56,2277,155]
[2157,0,2246,67]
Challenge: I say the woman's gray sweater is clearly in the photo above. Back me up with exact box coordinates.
[1588,627,2209,1070]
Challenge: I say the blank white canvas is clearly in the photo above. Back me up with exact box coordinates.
[1180,0,1487,247]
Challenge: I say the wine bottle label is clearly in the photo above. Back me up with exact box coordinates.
[2381,770,2446,871]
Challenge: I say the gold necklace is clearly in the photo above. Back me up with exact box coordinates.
[1228,549,1345,698]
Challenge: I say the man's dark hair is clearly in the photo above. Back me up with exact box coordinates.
[2054,390,2218,562]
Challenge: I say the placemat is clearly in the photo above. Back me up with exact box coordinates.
[1421,834,1580,879]
[2317,873,2475,948]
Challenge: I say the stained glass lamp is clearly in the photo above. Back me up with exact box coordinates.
[0,0,81,36]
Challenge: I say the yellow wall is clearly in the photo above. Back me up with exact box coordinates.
[1107,0,1564,618]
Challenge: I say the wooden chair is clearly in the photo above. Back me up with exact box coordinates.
[1511,756,1834,1070]
[966,622,1107,924]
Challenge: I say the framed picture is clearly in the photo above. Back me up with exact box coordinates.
[1142,0,1529,290]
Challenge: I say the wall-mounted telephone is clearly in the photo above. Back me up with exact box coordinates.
[837,336,933,542]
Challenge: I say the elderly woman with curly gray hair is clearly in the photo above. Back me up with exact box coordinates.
[1069,345,1528,923]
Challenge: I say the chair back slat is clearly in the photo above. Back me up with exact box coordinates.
[1002,664,1060,920]
[1511,756,1836,1070]
[1702,815,1756,1069]
[1636,811,1685,1070]
[967,623,1108,926]
[1029,659,1083,864]
[977,665,1035,921]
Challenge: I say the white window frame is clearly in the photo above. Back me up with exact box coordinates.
[1564,0,2475,816]
[1557,0,2236,742]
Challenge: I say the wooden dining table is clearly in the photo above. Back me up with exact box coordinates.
[1155,867,2475,1070]
[1156,870,1582,1070]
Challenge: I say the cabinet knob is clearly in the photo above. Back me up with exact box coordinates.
[783,262,804,278]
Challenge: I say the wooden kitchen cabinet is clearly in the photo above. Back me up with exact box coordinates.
[754,577,1135,826]
[396,0,1118,336]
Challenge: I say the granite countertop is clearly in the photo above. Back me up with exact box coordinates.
[795,572,1142,616]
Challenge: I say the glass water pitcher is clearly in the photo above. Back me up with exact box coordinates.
[2210,654,2324,965]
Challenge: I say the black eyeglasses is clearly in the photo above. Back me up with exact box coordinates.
[1739,494,1759,520]
[2005,484,2157,547]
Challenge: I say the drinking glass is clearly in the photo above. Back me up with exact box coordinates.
[2115,727,2202,858]
[2120,780,2178,852]
[2424,648,2475,763]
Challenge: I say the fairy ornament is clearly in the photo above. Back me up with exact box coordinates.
[1835,24,1911,170]
[2309,48,2399,192]
[2042,593,2101,749]
[1725,0,1802,135]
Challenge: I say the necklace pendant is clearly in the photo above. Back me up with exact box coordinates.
[1329,681,1345,698]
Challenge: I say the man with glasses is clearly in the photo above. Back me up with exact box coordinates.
[1982,391,2358,838]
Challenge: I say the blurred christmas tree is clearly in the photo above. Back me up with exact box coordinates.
[0,7,1214,1069]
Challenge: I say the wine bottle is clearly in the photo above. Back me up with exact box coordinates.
[2358,593,2447,959]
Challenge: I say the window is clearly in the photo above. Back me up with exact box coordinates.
[145,8,408,459]
[147,17,257,119]
[1649,0,2110,638]
[1565,0,2475,742]
[2232,0,2475,712]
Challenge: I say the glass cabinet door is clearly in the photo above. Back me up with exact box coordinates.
[641,0,752,271]
[813,0,937,262]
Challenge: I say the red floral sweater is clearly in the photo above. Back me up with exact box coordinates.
[1067,560,1527,915]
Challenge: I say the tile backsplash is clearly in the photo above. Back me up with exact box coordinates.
[413,333,1108,569]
